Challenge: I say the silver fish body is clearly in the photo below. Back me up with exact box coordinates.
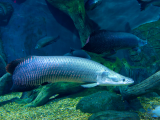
[7,56,134,92]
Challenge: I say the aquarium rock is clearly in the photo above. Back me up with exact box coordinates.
[76,91,125,113]
[0,73,12,96]
[88,110,140,120]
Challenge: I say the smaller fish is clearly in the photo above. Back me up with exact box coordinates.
[35,35,60,49]
[64,48,91,59]
[82,30,147,55]
[85,0,102,11]
[137,0,160,11]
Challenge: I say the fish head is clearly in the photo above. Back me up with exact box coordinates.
[85,0,102,11]
[138,38,147,47]
[97,70,134,86]
[35,45,40,49]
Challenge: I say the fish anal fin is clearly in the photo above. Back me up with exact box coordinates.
[6,56,36,74]
[81,83,98,88]
[41,82,49,86]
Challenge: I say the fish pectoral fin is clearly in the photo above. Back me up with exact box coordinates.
[81,83,98,88]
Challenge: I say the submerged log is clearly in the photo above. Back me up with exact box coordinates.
[24,82,84,107]
[120,70,160,100]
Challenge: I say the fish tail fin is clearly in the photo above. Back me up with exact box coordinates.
[137,0,151,11]
[6,56,35,74]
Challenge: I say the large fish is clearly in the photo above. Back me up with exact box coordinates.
[35,35,60,49]
[82,30,147,55]
[6,56,134,92]
[137,0,160,11]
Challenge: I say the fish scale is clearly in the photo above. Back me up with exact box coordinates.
[10,56,99,90]
[6,56,134,92]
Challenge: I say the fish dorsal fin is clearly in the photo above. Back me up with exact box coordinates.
[70,47,76,53]
[137,0,151,11]
[6,56,35,74]
[90,29,107,37]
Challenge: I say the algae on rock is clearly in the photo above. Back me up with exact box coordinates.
[129,19,160,68]
[76,91,125,113]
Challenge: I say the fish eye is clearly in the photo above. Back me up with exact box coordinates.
[123,79,125,82]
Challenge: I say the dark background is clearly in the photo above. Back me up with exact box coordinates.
[1,0,160,63]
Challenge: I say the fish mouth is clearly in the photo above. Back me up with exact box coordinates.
[138,39,147,47]
[124,79,134,85]
[35,46,39,49]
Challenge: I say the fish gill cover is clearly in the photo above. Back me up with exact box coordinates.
[0,0,160,119]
